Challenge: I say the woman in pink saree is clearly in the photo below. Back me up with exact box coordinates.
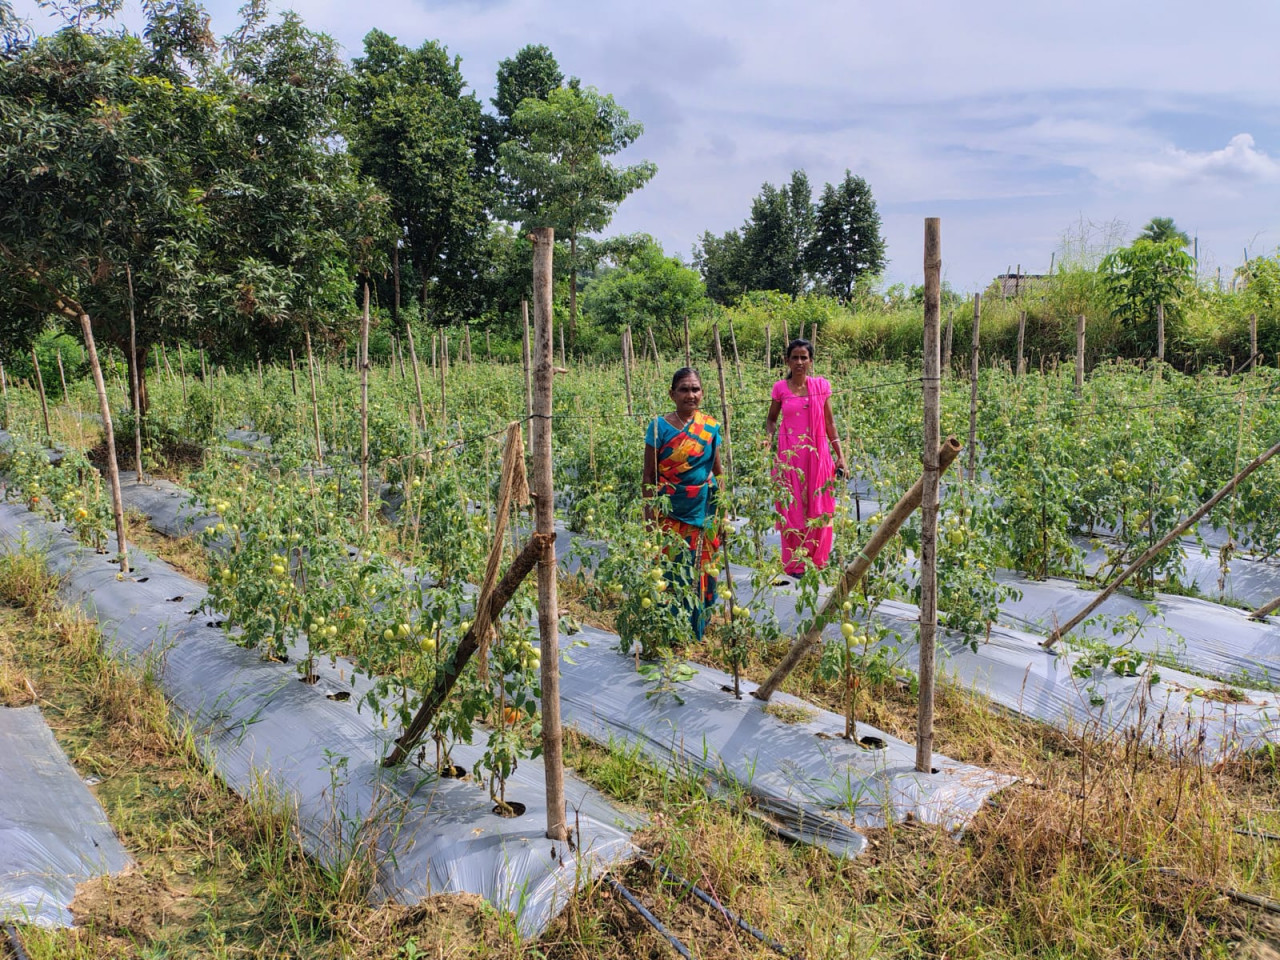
[766,339,847,575]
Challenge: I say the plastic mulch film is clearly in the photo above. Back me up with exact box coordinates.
[0,706,132,928]
[557,626,1015,859]
[0,504,638,938]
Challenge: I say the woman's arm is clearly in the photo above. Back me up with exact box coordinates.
[643,442,658,524]
[824,396,847,475]
[765,398,782,446]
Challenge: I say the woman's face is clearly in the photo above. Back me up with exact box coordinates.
[670,375,703,416]
[787,347,812,376]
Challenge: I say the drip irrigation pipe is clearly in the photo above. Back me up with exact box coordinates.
[645,858,805,960]
[3,923,30,960]
[608,875,694,959]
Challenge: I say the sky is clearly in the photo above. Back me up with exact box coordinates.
[12,0,1280,290]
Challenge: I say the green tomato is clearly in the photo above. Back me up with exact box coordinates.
[640,597,653,609]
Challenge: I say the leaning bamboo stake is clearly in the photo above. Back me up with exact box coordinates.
[288,348,298,396]
[56,349,68,403]
[646,325,661,367]
[1015,310,1026,376]
[359,278,372,536]
[942,310,953,374]
[383,532,550,766]
[177,343,188,403]
[127,266,144,484]
[711,320,741,696]
[712,321,734,481]
[966,293,980,481]
[464,324,473,366]
[304,326,324,468]
[916,217,942,774]
[753,436,964,702]
[76,306,129,574]
[531,226,567,841]
[30,346,51,442]
[404,323,428,433]
[1249,595,1280,621]
[1044,435,1280,648]
[161,342,173,382]
[728,317,743,387]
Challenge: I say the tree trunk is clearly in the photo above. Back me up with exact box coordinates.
[531,227,566,842]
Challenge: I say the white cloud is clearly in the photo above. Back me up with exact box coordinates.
[1127,134,1280,189]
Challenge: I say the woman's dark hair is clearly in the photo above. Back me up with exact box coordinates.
[785,338,814,361]
[670,366,702,390]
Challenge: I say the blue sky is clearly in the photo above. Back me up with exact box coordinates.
[13,0,1280,289]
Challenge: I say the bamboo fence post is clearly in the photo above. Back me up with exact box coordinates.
[30,346,51,442]
[431,329,437,373]
[765,323,772,372]
[76,307,129,573]
[486,329,492,359]
[257,358,264,390]
[531,226,567,842]
[753,436,963,701]
[395,336,407,381]
[783,318,791,346]
[465,324,473,366]
[1075,315,1086,397]
[942,310,954,374]
[917,217,942,773]
[288,349,298,396]
[439,331,448,428]
[683,315,691,367]
[1015,310,1026,376]
[127,266,143,484]
[622,326,634,417]
[1157,303,1166,362]
[811,323,819,368]
[1251,313,1258,367]
[712,320,734,482]
[177,343,188,404]
[522,300,533,450]
[559,321,566,367]
[728,317,743,387]
[1044,435,1280,648]
[359,278,371,536]
[56,349,68,402]
[646,326,661,368]
[304,326,324,468]
[200,348,207,383]
[161,342,173,381]
[966,293,980,482]
[0,362,7,428]
[404,323,428,433]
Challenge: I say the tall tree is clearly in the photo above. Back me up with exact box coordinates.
[692,228,748,305]
[1137,216,1190,247]
[499,85,656,340]
[1100,238,1194,355]
[581,238,707,347]
[348,30,489,328]
[493,44,562,129]
[805,170,886,299]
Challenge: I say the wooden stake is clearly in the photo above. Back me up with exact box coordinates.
[405,323,428,434]
[765,323,772,372]
[712,321,734,482]
[522,300,533,451]
[161,342,173,382]
[916,217,942,773]
[1251,313,1258,367]
[304,326,324,468]
[465,324,473,366]
[728,317,743,387]
[257,358,264,390]
[531,226,566,841]
[56,349,68,402]
[753,436,963,701]
[0,362,7,427]
[76,308,129,573]
[486,329,491,359]
[1044,435,1280,648]
[1249,595,1280,621]
[1157,303,1165,362]
[1075,314,1086,397]
[439,331,448,427]
[942,310,953,374]
[359,278,371,536]
[646,326,661,367]
[622,326,634,417]
[30,345,51,442]
[966,293,980,482]
[684,315,691,367]
[127,266,143,483]
[1015,311,1026,376]
[289,348,298,396]
[200,348,207,383]
[559,320,565,367]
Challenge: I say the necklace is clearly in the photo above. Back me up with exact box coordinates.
[667,410,695,429]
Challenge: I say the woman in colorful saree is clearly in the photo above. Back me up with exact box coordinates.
[642,367,723,642]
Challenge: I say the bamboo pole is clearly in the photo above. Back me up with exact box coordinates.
[1075,315,1086,397]
[439,331,448,427]
[405,323,428,434]
[712,321,734,481]
[1044,435,1280,648]
[522,301,533,451]
[257,358,264,390]
[753,436,964,701]
[622,326,634,417]
[1249,595,1280,621]
[765,323,772,372]
[683,315,691,367]
[464,324,473,366]
[486,329,491,359]
[56,349,68,402]
[531,226,566,841]
[76,307,129,573]
[304,326,324,468]
[558,320,565,368]
[127,266,143,484]
[176,344,188,404]
[942,310,954,374]
[30,346,51,442]
[728,317,743,387]
[966,293,980,482]
[359,278,371,536]
[161,342,173,382]
[1015,310,1026,376]
[916,217,942,773]
[289,348,298,396]
[646,326,661,368]
[0,362,7,428]
[1251,313,1258,367]
[200,348,207,383]
[1157,303,1166,363]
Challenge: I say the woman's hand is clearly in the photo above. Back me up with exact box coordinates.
[835,452,848,478]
